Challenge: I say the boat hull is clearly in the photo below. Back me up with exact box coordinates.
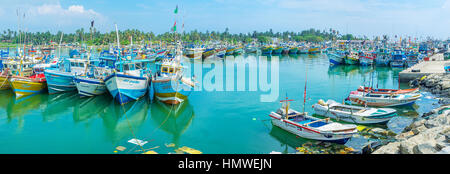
[153,78,193,105]
[348,92,421,107]
[270,117,353,144]
[313,103,396,124]
[327,53,344,65]
[105,73,149,105]
[44,70,76,94]
[344,56,359,65]
[0,76,10,90]
[74,76,107,97]
[10,78,47,98]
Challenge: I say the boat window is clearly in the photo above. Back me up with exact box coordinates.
[79,63,84,67]
[123,64,130,71]
[71,62,75,67]
[130,63,135,70]
[162,66,168,73]
[169,68,174,73]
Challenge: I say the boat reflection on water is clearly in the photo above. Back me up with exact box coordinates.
[43,92,78,122]
[100,98,149,143]
[150,100,195,147]
[5,92,47,131]
[73,94,111,123]
[269,125,309,154]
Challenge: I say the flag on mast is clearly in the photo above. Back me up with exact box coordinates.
[172,21,177,32]
[174,5,178,14]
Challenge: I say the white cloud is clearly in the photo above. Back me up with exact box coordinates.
[33,3,100,17]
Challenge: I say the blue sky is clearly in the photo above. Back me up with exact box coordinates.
[0,0,449,39]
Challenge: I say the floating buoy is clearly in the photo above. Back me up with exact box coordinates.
[143,150,158,154]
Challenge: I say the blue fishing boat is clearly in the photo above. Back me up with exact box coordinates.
[327,50,345,65]
[390,48,406,68]
[104,58,152,104]
[375,48,391,66]
[44,58,89,94]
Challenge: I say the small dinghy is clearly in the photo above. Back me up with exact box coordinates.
[356,86,419,95]
[346,90,421,107]
[313,99,397,124]
[269,98,357,144]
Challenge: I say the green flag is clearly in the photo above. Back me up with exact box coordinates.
[172,21,177,32]
[174,5,178,14]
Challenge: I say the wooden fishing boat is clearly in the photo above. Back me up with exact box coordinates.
[225,46,236,55]
[10,64,47,99]
[313,99,397,124]
[269,98,357,144]
[261,45,273,55]
[105,59,151,105]
[202,48,216,59]
[215,47,227,58]
[344,51,359,65]
[288,47,298,54]
[233,46,244,55]
[375,48,390,66]
[327,50,345,65]
[185,47,203,59]
[308,46,320,54]
[272,46,283,54]
[346,90,422,107]
[390,49,406,68]
[244,45,258,54]
[152,42,195,105]
[359,51,375,66]
[44,59,88,94]
[356,86,419,94]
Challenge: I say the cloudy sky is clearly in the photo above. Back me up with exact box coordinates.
[0,0,449,39]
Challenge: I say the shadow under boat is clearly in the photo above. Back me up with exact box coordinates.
[150,100,195,147]
[99,98,149,143]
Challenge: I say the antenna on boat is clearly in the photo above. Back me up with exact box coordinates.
[115,23,121,60]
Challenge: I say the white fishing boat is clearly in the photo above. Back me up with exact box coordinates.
[346,90,422,107]
[313,99,397,124]
[269,98,358,144]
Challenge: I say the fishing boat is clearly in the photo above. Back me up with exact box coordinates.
[202,47,216,59]
[359,51,375,66]
[298,46,309,54]
[261,45,273,55]
[185,46,203,59]
[308,46,320,54]
[405,51,419,67]
[233,46,244,55]
[390,49,406,68]
[244,44,258,54]
[104,58,152,104]
[312,99,397,124]
[375,48,391,66]
[288,47,298,54]
[44,58,89,94]
[225,46,236,55]
[356,86,419,94]
[272,46,283,54]
[269,98,357,144]
[327,50,345,65]
[344,50,359,65]
[346,90,422,107]
[152,42,195,105]
[9,62,48,98]
[215,47,227,58]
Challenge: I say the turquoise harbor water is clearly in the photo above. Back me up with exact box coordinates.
[0,53,440,154]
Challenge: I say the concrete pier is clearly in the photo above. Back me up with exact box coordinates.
[398,53,449,83]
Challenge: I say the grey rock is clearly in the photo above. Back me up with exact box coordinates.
[413,143,438,154]
[372,142,400,154]
[437,147,450,154]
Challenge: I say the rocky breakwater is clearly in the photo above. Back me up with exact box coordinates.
[371,105,450,154]
[410,73,450,104]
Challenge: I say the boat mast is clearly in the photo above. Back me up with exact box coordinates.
[303,66,308,114]
[115,23,121,61]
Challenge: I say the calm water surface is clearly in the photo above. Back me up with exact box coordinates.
[0,53,440,154]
